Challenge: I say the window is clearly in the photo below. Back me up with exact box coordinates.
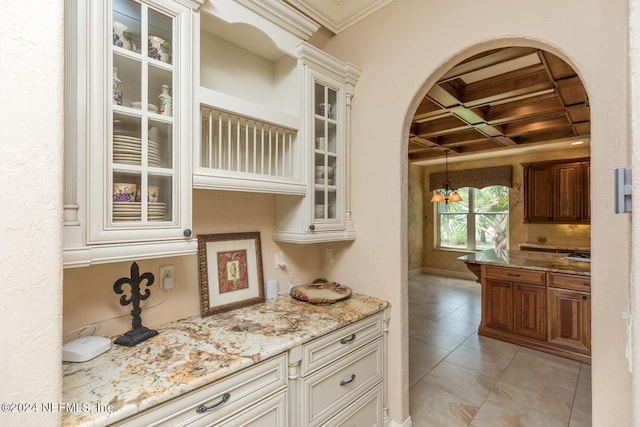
[437,185,509,251]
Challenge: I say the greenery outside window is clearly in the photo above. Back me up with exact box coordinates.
[437,185,509,251]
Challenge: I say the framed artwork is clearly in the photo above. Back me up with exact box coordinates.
[197,232,265,317]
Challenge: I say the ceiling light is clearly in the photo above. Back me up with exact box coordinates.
[431,150,463,204]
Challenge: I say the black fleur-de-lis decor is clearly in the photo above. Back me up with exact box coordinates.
[113,262,159,346]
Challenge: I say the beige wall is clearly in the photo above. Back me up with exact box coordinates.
[414,147,591,277]
[322,0,631,424]
[63,190,326,342]
[1,0,64,426]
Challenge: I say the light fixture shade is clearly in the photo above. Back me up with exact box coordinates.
[449,191,463,202]
[431,192,445,203]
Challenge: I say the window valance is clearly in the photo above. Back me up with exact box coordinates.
[429,165,513,191]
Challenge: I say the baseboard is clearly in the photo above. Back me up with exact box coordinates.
[419,266,477,281]
[389,415,412,427]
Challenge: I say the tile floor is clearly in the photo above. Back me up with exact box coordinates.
[409,274,591,427]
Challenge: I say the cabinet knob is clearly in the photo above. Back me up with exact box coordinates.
[183,229,192,237]
[505,284,510,289]
[309,224,315,231]
[582,295,588,301]
[516,285,521,290]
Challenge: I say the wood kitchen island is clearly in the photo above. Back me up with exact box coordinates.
[459,249,591,363]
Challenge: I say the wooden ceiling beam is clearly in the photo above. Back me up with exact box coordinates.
[462,67,554,107]
[503,115,571,136]
[439,47,539,82]
[486,96,564,124]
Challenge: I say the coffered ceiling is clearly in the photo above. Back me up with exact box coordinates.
[408,47,590,162]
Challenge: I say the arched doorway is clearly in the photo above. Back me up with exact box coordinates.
[406,45,592,425]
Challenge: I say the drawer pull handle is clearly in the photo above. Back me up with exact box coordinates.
[340,374,356,386]
[340,334,356,344]
[506,273,520,278]
[196,393,230,413]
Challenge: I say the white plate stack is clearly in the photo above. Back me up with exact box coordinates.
[113,202,166,222]
[113,134,162,167]
[148,202,167,221]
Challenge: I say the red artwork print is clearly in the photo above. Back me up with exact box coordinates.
[217,250,249,293]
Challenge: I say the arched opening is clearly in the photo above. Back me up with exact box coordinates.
[406,45,592,425]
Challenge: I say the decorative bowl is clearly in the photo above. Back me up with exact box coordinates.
[113,183,137,202]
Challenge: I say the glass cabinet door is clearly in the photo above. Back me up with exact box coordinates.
[313,81,339,223]
[111,0,175,227]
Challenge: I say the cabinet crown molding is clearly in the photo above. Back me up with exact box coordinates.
[233,0,320,40]
[174,0,206,9]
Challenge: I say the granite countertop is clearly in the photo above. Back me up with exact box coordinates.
[518,242,591,252]
[62,294,389,427]
[458,249,591,276]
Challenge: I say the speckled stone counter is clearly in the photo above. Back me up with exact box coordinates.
[458,249,590,276]
[62,294,389,427]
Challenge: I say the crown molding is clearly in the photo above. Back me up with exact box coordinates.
[233,0,320,40]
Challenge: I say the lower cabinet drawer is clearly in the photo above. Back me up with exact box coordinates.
[301,338,383,426]
[302,312,383,376]
[547,272,591,292]
[114,355,287,427]
[320,384,383,427]
[485,266,546,285]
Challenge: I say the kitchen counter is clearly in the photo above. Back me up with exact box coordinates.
[62,294,389,427]
[518,242,591,253]
[458,249,590,276]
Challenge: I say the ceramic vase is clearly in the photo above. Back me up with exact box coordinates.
[113,67,123,105]
[158,85,172,116]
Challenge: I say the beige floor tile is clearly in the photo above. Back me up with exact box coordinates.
[461,333,520,360]
[492,377,574,422]
[470,391,567,427]
[443,306,482,324]
[431,317,479,336]
[573,380,592,413]
[409,338,450,387]
[569,407,592,427]
[422,360,497,405]
[409,274,592,427]
[410,381,479,427]
[499,347,580,391]
[412,327,469,351]
[445,343,514,380]
[578,363,592,384]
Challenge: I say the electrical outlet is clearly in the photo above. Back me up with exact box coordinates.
[159,265,174,289]
[325,248,333,264]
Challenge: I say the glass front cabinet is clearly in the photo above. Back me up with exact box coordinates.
[274,43,361,243]
[64,0,200,267]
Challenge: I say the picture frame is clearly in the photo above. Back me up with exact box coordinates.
[197,232,265,317]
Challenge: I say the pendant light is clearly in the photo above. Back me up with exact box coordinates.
[431,150,462,204]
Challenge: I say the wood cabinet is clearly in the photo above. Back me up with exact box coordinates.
[547,273,591,354]
[482,266,546,341]
[64,0,198,267]
[478,265,590,363]
[522,158,590,224]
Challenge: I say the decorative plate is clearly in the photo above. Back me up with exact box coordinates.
[290,280,352,304]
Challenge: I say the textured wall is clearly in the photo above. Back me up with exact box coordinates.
[0,0,64,425]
